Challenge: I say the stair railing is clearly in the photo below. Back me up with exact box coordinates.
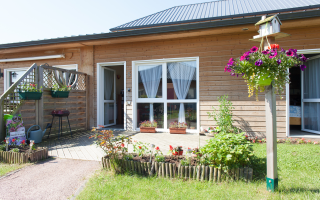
[0,63,38,139]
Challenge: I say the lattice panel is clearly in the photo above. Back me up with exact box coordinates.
[42,68,86,91]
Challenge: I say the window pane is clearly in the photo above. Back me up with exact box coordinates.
[304,58,320,99]
[137,103,164,128]
[104,103,115,125]
[167,61,197,100]
[167,103,197,129]
[304,102,320,131]
[138,65,162,98]
[104,69,114,100]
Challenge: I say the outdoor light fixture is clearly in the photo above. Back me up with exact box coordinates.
[12,72,17,78]
[0,54,65,63]
[5,137,9,151]
[150,144,155,163]
[187,148,193,159]
[0,69,3,78]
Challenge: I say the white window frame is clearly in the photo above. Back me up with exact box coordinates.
[4,64,78,91]
[132,57,200,133]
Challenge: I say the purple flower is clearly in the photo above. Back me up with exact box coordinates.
[240,56,245,61]
[286,50,294,57]
[255,59,263,66]
[224,66,232,72]
[300,65,307,71]
[277,59,281,65]
[230,73,235,76]
[250,46,258,52]
[262,50,269,55]
[280,48,286,53]
[229,58,234,63]
[228,60,234,66]
[300,54,308,62]
[269,50,278,59]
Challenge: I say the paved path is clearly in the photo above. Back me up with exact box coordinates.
[0,158,100,200]
[131,132,211,154]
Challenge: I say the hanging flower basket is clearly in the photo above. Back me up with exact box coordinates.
[51,90,70,98]
[19,91,42,100]
[224,44,308,100]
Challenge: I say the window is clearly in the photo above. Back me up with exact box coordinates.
[4,64,78,90]
[134,58,199,131]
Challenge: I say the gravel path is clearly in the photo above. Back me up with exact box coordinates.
[0,158,100,200]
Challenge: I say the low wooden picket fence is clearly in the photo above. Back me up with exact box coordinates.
[0,147,48,164]
[102,157,253,182]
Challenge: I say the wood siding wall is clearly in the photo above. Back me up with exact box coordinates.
[2,25,320,138]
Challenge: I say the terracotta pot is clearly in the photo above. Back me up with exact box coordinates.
[140,127,156,133]
[172,150,183,156]
[169,128,186,134]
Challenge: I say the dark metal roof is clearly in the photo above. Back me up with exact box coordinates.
[0,9,320,50]
[110,0,320,31]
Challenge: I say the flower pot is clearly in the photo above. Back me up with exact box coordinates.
[169,128,186,134]
[18,91,42,100]
[172,150,183,156]
[258,74,272,86]
[140,127,156,133]
[51,90,70,98]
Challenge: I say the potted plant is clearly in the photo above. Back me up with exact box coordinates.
[169,145,183,156]
[225,45,308,100]
[139,120,157,133]
[51,84,71,98]
[19,83,42,100]
[169,121,187,134]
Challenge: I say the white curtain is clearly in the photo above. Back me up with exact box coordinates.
[304,58,320,132]
[139,65,162,121]
[168,61,196,123]
[104,69,114,125]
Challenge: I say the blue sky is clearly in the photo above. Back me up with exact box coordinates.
[0,0,211,45]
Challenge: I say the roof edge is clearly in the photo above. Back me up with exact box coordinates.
[0,9,320,50]
[110,4,320,31]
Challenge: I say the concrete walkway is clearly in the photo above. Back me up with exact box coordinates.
[0,158,100,200]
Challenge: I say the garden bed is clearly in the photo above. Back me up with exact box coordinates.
[0,147,48,164]
[101,155,253,182]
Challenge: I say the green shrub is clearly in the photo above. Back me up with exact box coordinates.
[155,155,165,162]
[200,132,254,171]
[207,95,241,134]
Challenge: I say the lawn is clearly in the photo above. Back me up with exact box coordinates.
[77,144,320,200]
[0,162,31,176]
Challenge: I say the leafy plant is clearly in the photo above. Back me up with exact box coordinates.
[207,95,241,134]
[200,132,254,171]
[124,154,133,160]
[225,45,307,100]
[154,146,162,157]
[139,120,157,128]
[52,84,72,92]
[169,121,187,128]
[133,141,150,157]
[21,83,42,93]
[155,155,165,162]
[168,145,183,154]
[180,159,190,166]
[10,148,19,153]
[90,128,131,174]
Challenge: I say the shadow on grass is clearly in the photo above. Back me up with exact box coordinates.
[279,187,320,194]
[250,155,266,181]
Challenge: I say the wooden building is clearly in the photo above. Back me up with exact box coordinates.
[1,0,320,139]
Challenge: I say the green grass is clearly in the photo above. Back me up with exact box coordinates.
[77,144,320,200]
[0,162,31,176]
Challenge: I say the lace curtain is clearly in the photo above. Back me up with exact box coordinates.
[139,65,162,121]
[104,69,114,124]
[168,61,196,123]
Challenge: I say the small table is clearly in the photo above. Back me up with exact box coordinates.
[47,110,72,139]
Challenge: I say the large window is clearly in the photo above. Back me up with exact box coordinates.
[134,58,198,131]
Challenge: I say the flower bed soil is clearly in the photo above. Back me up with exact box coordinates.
[7,145,37,154]
[130,154,198,166]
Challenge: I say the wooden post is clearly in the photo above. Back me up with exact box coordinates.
[169,163,172,178]
[165,163,169,178]
[264,35,278,192]
[209,167,213,182]
[0,101,4,140]
[197,165,201,181]
[38,65,44,130]
[193,166,196,180]
[185,166,188,179]
[173,163,176,178]
[161,163,165,178]
[189,166,192,180]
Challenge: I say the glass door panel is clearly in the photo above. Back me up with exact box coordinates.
[103,68,116,127]
[302,57,320,134]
